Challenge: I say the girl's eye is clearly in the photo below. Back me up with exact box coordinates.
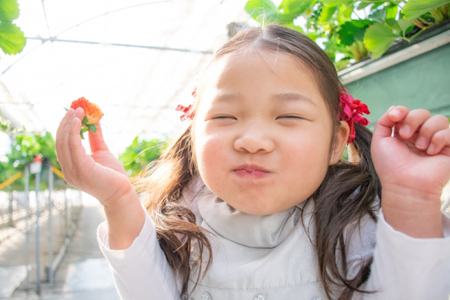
[212,115,236,120]
[277,115,304,120]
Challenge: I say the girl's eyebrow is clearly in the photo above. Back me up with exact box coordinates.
[274,93,317,107]
[212,92,317,107]
[212,93,240,102]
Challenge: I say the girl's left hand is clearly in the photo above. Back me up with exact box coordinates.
[371,106,450,238]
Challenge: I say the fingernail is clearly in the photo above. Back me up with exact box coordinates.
[427,144,435,155]
[400,125,410,137]
[389,108,401,118]
[416,137,427,149]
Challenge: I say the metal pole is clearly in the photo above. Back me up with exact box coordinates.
[48,165,54,285]
[35,171,41,296]
[64,189,68,239]
[8,192,13,227]
[24,166,30,290]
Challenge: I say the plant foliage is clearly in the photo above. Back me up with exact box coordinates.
[0,0,26,58]
[245,0,450,69]
[0,131,65,191]
[119,137,167,178]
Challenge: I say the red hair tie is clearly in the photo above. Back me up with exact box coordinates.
[338,89,370,144]
[176,88,197,121]
[176,104,194,121]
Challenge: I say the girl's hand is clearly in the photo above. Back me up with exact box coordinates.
[56,107,133,207]
[372,106,450,238]
[56,108,144,249]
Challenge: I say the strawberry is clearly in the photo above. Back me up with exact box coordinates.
[70,97,104,139]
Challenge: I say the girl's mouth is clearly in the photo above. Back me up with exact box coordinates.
[234,164,270,178]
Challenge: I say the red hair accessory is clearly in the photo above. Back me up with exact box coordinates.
[338,90,370,144]
[176,88,197,121]
[176,104,193,121]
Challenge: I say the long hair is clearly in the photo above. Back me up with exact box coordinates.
[135,25,381,299]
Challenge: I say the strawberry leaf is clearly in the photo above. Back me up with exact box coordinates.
[82,116,89,125]
[0,22,26,55]
[87,124,97,134]
[245,0,279,24]
[364,23,397,59]
[0,0,20,22]
[402,0,450,21]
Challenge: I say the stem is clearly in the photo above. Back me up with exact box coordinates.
[430,9,444,24]
[437,4,450,19]
[413,19,426,29]
[403,27,426,43]
[417,16,431,26]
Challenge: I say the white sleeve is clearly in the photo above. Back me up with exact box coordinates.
[97,211,182,300]
[362,210,450,299]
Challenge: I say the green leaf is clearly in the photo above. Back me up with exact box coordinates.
[336,4,354,24]
[386,3,398,19]
[82,116,89,125]
[245,0,279,24]
[0,0,20,22]
[322,0,353,7]
[398,18,414,33]
[319,5,337,22]
[1,121,9,132]
[0,22,26,55]
[385,18,398,29]
[371,1,386,10]
[87,124,97,134]
[118,137,168,177]
[79,129,87,139]
[369,7,386,22]
[364,22,398,59]
[279,0,314,19]
[402,0,450,20]
[338,20,372,46]
[357,2,372,10]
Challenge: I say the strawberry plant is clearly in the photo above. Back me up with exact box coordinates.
[0,0,26,58]
[119,137,167,178]
[0,131,65,191]
[245,0,450,69]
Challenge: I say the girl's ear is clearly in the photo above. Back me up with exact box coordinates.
[329,120,350,165]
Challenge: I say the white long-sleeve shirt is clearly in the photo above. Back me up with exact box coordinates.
[98,185,450,300]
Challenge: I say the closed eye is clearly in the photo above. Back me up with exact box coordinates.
[276,115,304,120]
[212,115,237,120]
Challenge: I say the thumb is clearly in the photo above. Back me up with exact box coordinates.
[88,124,110,153]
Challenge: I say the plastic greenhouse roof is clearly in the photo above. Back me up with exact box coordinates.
[0,0,251,155]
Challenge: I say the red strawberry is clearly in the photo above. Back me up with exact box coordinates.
[70,97,104,139]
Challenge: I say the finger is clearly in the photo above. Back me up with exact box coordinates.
[88,124,110,153]
[397,109,431,140]
[56,109,76,172]
[428,128,450,156]
[373,106,409,144]
[413,115,449,150]
[67,116,88,174]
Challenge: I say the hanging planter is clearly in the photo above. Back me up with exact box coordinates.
[245,0,450,70]
[244,0,450,121]
[339,20,450,124]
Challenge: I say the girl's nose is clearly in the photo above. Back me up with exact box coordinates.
[234,124,275,154]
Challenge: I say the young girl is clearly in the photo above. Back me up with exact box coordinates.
[56,25,450,300]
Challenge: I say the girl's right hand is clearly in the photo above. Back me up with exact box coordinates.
[55,107,134,209]
[56,107,145,249]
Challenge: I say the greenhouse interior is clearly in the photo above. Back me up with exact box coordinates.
[1,0,449,299]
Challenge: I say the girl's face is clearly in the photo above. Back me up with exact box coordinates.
[194,49,347,215]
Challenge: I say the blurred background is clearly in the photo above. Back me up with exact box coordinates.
[0,0,449,298]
